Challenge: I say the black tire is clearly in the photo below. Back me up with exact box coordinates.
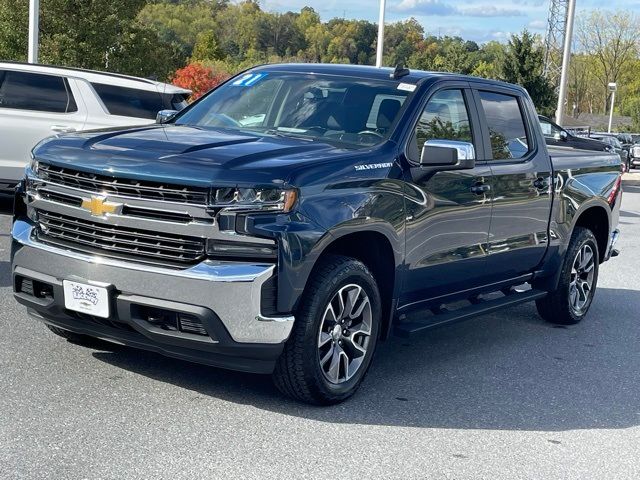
[273,255,381,405]
[536,227,599,325]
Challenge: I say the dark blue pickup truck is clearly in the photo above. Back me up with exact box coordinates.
[12,64,621,404]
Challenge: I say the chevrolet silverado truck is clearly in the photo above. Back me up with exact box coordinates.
[12,64,622,404]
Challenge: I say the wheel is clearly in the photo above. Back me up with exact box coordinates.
[273,255,381,405]
[536,227,599,325]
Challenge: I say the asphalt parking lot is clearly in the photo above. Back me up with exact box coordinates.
[1,185,639,480]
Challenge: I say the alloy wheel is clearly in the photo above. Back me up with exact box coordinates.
[569,244,596,314]
[317,284,372,384]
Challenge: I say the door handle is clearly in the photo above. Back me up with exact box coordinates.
[470,183,491,195]
[51,125,77,133]
[533,177,549,190]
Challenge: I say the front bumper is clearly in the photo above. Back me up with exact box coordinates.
[11,219,295,374]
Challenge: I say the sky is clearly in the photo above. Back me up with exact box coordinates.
[261,0,639,43]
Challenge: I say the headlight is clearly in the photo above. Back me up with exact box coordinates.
[29,156,39,175]
[211,187,297,212]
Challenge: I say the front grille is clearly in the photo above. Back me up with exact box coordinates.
[38,164,209,205]
[36,210,206,266]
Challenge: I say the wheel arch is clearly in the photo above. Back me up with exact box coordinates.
[302,224,402,341]
[572,203,610,263]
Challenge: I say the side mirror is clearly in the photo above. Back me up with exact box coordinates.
[412,140,475,182]
[156,109,178,124]
[559,130,568,141]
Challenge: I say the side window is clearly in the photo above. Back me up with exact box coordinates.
[539,118,552,137]
[92,83,164,119]
[479,91,530,160]
[412,89,472,158]
[0,70,76,113]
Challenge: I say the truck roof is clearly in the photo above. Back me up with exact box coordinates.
[250,63,523,91]
[0,61,190,95]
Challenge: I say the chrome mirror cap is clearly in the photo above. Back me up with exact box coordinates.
[156,109,179,124]
[425,139,476,161]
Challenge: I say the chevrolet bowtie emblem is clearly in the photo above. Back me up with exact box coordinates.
[81,196,120,216]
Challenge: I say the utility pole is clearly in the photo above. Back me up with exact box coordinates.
[28,0,40,63]
[375,0,386,68]
[608,83,617,133]
[554,0,576,126]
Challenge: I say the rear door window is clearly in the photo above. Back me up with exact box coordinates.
[0,70,77,113]
[92,83,164,119]
[478,91,530,160]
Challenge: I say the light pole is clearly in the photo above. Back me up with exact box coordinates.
[28,0,40,63]
[608,82,617,133]
[554,0,576,126]
[375,0,386,68]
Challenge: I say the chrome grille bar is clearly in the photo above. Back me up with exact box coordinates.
[38,164,209,205]
[37,210,206,265]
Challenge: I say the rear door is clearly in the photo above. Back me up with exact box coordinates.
[473,86,553,282]
[0,69,86,180]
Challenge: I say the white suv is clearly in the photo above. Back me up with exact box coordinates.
[0,62,190,195]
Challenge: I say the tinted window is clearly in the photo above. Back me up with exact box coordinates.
[0,70,76,113]
[479,91,530,160]
[176,72,411,147]
[539,118,563,139]
[164,93,189,111]
[413,89,472,155]
[92,83,164,119]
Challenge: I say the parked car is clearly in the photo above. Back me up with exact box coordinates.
[12,64,621,404]
[538,115,614,153]
[0,62,190,196]
[591,134,630,171]
[630,143,640,169]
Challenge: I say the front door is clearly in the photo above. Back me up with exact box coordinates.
[400,87,492,310]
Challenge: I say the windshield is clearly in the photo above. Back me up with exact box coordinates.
[175,72,412,147]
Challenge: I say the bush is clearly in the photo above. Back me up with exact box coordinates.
[171,62,230,101]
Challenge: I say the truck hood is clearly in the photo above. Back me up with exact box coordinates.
[34,125,356,187]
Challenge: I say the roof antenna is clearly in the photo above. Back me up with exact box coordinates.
[390,65,410,80]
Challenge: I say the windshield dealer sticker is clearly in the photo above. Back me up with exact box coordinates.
[232,73,268,86]
[397,83,417,92]
[355,162,393,172]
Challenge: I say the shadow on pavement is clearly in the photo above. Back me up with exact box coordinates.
[0,261,12,288]
[92,286,640,432]
[0,198,13,216]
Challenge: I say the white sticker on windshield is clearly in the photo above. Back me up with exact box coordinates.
[397,83,417,92]
[232,73,268,86]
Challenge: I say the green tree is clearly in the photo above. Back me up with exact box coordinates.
[0,0,182,79]
[191,31,223,62]
[500,30,557,116]
[576,9,640,112]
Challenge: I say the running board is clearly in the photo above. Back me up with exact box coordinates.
[394,289,547,338]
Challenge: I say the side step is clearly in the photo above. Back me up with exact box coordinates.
[394,289,547,338]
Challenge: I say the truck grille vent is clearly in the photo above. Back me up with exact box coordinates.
[178,314,208,336]
[36,210,206,266]
[38,164,209,205]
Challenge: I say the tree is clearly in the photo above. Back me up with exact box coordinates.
[0,0,182,80]
[500,31,557,116]
[191,31,224,62]
[576,10,640,113]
